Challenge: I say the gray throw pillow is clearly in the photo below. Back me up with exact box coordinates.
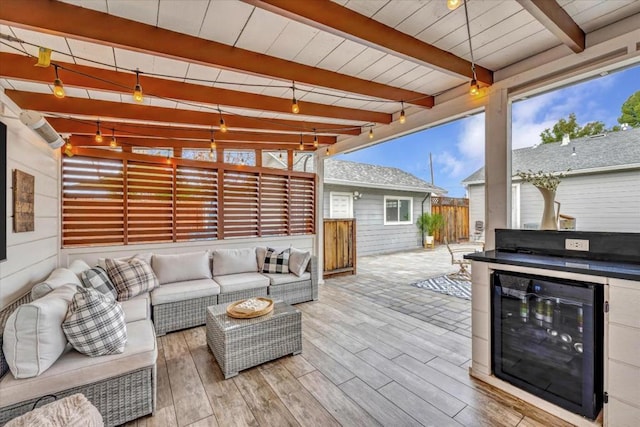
[62,287,127,357]
[289,248,311,277]
[81,266,117,300]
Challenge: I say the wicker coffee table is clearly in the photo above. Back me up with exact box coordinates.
[206,301,302,379]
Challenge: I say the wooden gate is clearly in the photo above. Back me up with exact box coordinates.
[431,197,469,244]
[323,219,356,278]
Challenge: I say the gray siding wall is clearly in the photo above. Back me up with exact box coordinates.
[467,169,640,233]
[324,184,429,256]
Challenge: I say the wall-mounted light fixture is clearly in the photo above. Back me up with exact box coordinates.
[353,191,363,200]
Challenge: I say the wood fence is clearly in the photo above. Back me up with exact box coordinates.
[323,219,356,278]
[431,197,469,244]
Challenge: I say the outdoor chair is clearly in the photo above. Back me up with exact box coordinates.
[444,237,483,281]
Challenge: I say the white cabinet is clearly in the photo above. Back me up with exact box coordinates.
[607,278,640,427]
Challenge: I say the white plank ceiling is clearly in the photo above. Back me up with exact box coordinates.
[1,0,639,149]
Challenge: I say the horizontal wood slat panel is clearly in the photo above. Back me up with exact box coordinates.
[62,155,315,247]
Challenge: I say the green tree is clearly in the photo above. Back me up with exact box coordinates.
[617,91,640,128]
[539,113,608,144]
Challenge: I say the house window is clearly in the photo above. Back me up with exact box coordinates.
[384,196,412,225]
[330,192,353,218]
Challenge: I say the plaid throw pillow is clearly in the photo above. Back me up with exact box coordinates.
[62,287,127,357]
[106,257,158,301]
[262,247,290,274]
[80,266,117,300]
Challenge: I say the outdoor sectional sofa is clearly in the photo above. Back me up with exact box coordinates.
[0,246,317,426]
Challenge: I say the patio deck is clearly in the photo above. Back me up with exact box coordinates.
[125,248,570,427]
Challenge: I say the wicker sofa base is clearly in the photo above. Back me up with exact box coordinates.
[153,295,218,336]
[269,280,314,305]
[0,365,156,427]
[217,287,268,304]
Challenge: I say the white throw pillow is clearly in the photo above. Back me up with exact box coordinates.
[106,257,158,301]
[212,248,258,276]
[152,251,211,285]
[63,287,127,357]
[68,259,91,279]
[2,284,77,378]
[98,252,152,269]
[31,268,81,300]
[289,248,312,277]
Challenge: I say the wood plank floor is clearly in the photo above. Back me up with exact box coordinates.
[123,281,572,427]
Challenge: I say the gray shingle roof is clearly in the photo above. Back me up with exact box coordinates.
[462,128,640,184]
[325,159,446,194]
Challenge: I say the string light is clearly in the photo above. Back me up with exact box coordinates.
[325,147,330,156]
[368,127,374,139]
[210,148,215,159]
[463,0,482,97]
[299,134,304,151]
[210,128,216,150]
[313,129,318,148]
[110,128,117,148]
[218,106,228,133]
[399,101,406,124]
[291,82,300,114]
[447,0,462,10]
[52,64,65,98]
[64,139,73,157]
[133,68,143,103]
[95,120,103,143]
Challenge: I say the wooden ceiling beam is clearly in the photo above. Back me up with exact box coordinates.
[0,53,391,124]
[516,0,585,53]
[243,0,493,86]
[46,118,337,144]
[68,135,316,151]
[6,90,360,135]
[0,0,433,108]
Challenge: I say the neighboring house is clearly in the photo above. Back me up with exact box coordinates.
[462,128,640,232]
[323,159,446,256]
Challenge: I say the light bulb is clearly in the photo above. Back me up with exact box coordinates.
[469,79,480,96]
[299,141,304,151]
[400,109,406,124]
[133,83,143,103]
[210,141,216,150]
[292,97,299,114]
[210,148,215,159]
[325,147,330,156]
[110,137,117,148]
[95,130,103,143]
[369,128,374,139]
[313,135,318,148]
[53,78,65,98]
[64,141,73,157]
[219,118,227,133]
[447,0,462,11]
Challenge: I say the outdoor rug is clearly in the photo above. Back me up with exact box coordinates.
[412,275,472,300]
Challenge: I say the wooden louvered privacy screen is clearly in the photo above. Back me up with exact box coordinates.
[62,153,315,247]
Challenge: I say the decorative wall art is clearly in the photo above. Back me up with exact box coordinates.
[13,169,35,233]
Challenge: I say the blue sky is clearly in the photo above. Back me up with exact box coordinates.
[337,65,640,197]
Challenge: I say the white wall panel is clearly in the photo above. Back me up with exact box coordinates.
[1,105,61,309]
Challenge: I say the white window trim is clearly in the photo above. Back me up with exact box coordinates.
[329,191,354,219]
[383,195,413,225]
[511,183,521,229]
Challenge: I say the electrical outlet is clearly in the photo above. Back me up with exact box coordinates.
[565,238,589,251]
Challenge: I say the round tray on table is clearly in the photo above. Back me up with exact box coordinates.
[226,297,274,319]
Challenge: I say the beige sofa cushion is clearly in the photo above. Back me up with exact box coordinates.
[151,279,220,305]
[212,248,258,276]
[3,284,77,379]
[31,268,81,300]
[214,273,269,294]
[120,293,150,323]
[263,272,311,286]
[0,319,157,408]
[152,251,211,285]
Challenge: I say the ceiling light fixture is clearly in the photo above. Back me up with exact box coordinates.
[447,0,462,10]
[52,65,65,98]
[399,101,406,124]
[95,120,103,143]
[368,127,374,139]
[110,128,117,148]
[133,68,143,103]
[313,129,319,148]
[463,0,481,96]
[218,106,228,133]
[291,82,300,114]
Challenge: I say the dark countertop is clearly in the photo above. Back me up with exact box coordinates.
[465,250,640,281]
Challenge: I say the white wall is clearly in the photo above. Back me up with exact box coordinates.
[468,169,640,233]
[0,108,60,309]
